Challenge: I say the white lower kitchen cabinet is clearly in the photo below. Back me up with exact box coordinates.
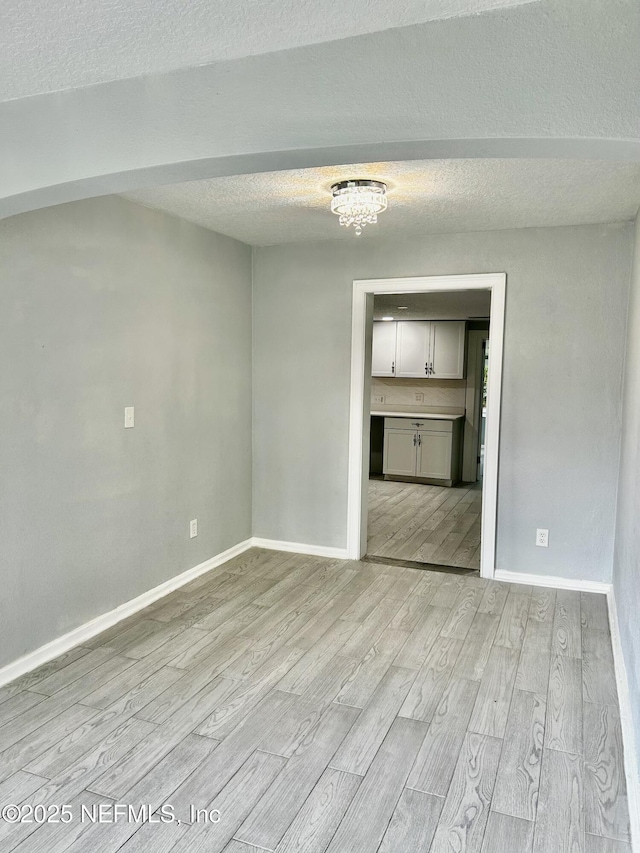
[416,431,453,479]
[383,429,418,476]
[382,416,463,486]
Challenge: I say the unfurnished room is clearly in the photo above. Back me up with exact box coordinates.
[1,2,640,853]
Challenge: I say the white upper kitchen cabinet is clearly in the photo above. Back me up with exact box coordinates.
[395,321,430,378]
[430,321,466,379]
[372,319,466,379]
[372,321,397,377]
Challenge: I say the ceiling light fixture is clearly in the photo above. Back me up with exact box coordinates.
[330,179,387,236]
[381,316,394,321]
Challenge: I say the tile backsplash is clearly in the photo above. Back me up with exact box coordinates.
[371,378,465,415]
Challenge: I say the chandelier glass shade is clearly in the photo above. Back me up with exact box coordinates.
[330,179,387,235]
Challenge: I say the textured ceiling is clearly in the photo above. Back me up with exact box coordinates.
[124,159,640,246]
[3,0,640,220]
[374,291,492,320]
[1,0,537,101]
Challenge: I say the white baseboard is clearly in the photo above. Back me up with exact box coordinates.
[494,569,612,595]
[0,538,253,690]
[250,537,349,560]
[607,588,640,851]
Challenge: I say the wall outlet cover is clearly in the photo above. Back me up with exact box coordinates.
[373,395,385,404]
[414,393,424,403]
[190,519,198,539]
[536,528,549,547]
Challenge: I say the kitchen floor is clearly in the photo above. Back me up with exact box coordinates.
[0,548,629,853]
[367,478,482,569]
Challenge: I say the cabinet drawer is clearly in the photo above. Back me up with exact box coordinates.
[384,417,453,432]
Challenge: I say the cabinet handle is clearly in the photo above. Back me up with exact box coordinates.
[418,434,422,446]
[425,362,428,375]
[391,361,395,374]
[430,362,434,375]
[413,434,417,446]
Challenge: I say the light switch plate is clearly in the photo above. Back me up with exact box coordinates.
[124,407,135,428]
[190,519,198,538]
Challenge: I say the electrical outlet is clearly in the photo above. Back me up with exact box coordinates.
[124,407,135,428]
[536,528,549,547]
[414,393,424,403]
[373,395,385,404]
[190,519,198,539]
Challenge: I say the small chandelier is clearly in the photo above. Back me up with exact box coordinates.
[330,179,387,236]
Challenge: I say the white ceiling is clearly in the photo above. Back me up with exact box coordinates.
[1,0,537,101]
[124,158,640,246]
[374,291,492,320]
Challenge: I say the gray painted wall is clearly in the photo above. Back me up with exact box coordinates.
[613,211,640,784]
[253,223,632,581]
[0,196,253,667]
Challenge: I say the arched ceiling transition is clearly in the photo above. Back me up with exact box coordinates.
[2,0,538,102]
[1,0,639,221]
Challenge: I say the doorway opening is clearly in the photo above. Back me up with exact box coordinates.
[346,274,506,580]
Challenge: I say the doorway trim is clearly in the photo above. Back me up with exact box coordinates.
[346,273,506,578]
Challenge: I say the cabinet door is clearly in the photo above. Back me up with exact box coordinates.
[372,322,397,377]
[396,321,430,378]
[383,429,417,476]
[430,321,466,379]
[417,431,452,479]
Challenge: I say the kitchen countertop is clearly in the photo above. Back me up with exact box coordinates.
[371,411,465,420]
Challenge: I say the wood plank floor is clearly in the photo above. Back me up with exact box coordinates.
[367,478,482,569]
[0,549,630,853]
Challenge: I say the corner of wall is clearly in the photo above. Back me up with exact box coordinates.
[611,209,640,851]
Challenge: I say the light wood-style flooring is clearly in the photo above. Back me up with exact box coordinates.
[368,478,482,569]
[0,548,630,853]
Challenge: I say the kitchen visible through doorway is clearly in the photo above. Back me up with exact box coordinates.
[366,289,491,573]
